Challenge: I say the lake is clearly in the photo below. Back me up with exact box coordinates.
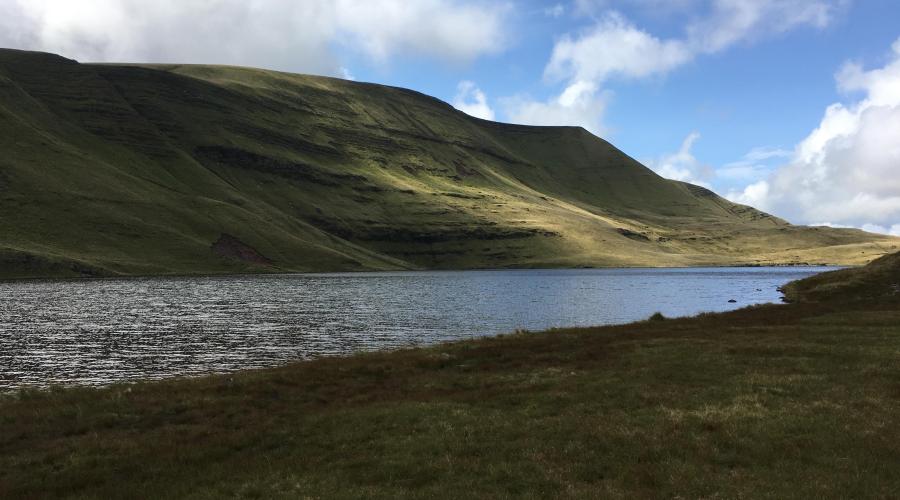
[0,267,832,389]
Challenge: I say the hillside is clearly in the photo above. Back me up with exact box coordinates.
[0,48,896,278]
[783,250,900,302]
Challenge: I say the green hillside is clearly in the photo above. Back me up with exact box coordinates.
[783,250,900,302]
[0,49,896,278]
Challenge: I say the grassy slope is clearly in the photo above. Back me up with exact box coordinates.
[2,258,899,498]
[783,250,900,302]
[1,48,896,278]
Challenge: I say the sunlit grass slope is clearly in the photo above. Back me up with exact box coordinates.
[2,256,899,497]
[1,49,896,277]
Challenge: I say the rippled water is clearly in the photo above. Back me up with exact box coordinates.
[0,267,831,389]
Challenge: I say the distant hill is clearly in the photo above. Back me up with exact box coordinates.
[0,49,896,278]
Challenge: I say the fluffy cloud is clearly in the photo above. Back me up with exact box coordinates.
[645,132,714,188]
[726,38,900,232]
[506,0,841,134]
[0,0,509,75]
[544,13,691,84]
[726,180,772,211]
[452,81,495,120]
[508,13,686,135]
[502,81,610,135]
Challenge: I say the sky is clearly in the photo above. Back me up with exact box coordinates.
[1,0,899,234]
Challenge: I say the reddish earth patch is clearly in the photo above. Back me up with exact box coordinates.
[453,159,480,177]
[211,234,273,265]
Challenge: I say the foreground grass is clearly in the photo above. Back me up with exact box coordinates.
[2,296,899,498]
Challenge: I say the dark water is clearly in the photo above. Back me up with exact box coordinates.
[0,267,832,389]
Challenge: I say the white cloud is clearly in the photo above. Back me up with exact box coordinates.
[452,81,495,120]
[726,181,771,211]
[717,146,790,181]
[807,221,900,236]
[725,37,900,234]
[505,1,839,135]
[502,82,610,135]
[650,139,791,216]
[741,146,794,162]
[331,0,509,64]
[505,12,687,135]
[544,13,692,84]
[0,0,509,75]
[861,224,900,237]
[812,221,900,236]
[687,0,839,54]
[645,132,714,188]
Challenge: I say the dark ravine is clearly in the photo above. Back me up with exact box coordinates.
[0,48,897,279]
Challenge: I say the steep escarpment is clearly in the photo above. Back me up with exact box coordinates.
[0,49,896,278]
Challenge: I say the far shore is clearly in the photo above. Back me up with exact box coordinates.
[0,261,845,283]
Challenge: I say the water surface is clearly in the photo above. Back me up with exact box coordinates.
[0,267,831,389]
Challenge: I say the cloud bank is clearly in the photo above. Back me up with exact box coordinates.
[726,37,900,234]
[0,0,509,76]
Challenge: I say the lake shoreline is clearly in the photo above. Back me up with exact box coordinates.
[0,261,847,284]
[1,267,833,389]
[3,287,899,497]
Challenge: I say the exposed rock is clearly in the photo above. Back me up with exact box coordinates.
[616,228,650,242]
[211,234,273,265]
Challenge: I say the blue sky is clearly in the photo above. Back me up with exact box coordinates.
[2,0,899,233]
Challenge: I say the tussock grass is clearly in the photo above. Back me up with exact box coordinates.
[647,312,667,321]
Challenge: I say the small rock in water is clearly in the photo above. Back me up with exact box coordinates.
[728,299,737,303]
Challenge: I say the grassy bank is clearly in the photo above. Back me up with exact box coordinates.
[783,251,900,303]
[2,258,900,498]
